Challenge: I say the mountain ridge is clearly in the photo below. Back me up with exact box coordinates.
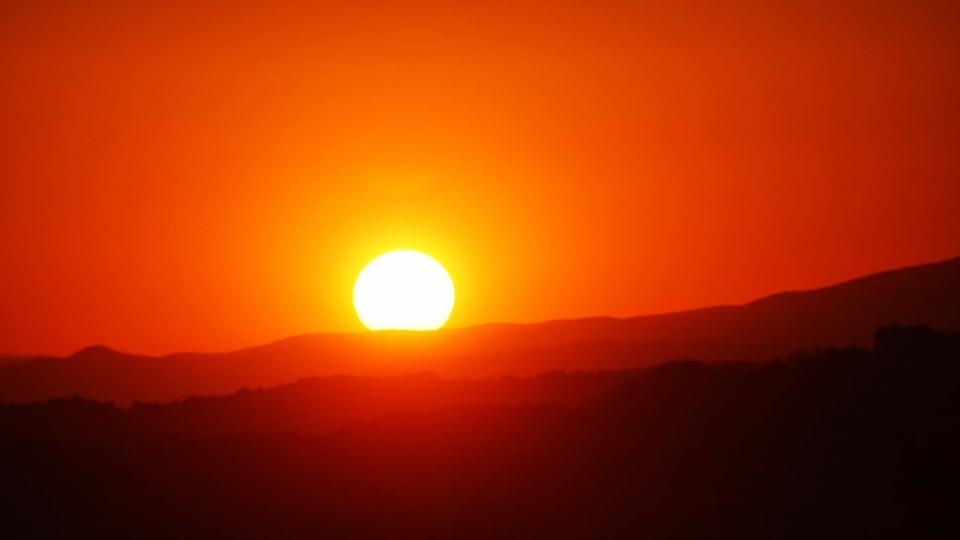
[1,255,958,404]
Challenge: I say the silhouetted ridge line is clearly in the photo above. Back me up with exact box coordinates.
[1,256,958,404]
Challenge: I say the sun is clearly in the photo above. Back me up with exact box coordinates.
[353,250,455,331]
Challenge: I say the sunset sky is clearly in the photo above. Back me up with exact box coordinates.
[2,0,959,355]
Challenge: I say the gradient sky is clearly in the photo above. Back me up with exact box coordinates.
[2,0,959,355]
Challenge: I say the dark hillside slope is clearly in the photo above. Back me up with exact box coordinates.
[0,325,957,539]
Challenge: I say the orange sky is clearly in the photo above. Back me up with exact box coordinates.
[2,0,959,355]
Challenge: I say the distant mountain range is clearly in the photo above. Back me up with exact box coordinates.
[1,256,958,404]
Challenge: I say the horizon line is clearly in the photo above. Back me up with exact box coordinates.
[4,253,956,360]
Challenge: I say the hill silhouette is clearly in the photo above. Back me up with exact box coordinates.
[0,324,957,538]
[1,256,958,404]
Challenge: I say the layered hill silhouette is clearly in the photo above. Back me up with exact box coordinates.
[1,256,958,404]
[1,325,958,538]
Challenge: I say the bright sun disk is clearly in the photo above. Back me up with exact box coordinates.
[353,250,455,331]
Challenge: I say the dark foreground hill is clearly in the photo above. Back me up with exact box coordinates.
[1,256,958,403]
[0,325,958,539]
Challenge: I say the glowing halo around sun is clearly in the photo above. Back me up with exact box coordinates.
[353,250,455,331]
